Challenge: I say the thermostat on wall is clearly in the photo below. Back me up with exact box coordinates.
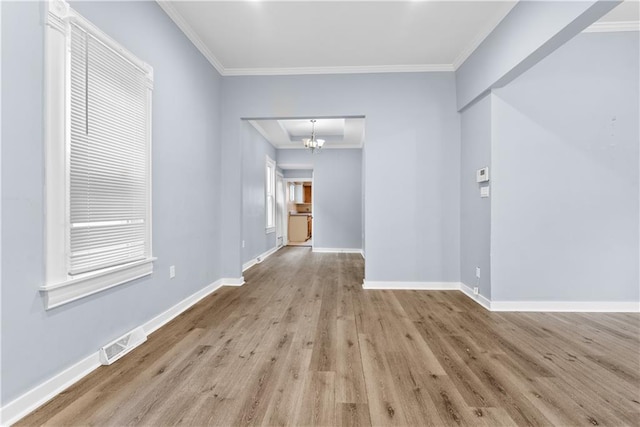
[476,167,489,183]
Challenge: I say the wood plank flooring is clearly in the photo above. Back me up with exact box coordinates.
[18,247,640,426]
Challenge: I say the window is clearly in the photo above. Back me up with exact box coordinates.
[289,183,295,202]
[265,156,276,233]
[41,0,154,309]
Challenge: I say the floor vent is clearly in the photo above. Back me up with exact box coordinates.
[99,327,147,365]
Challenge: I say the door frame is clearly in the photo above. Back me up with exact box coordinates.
[283,176,314,248]
[275,171,285,248]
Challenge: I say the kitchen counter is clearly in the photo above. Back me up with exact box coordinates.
[289,214,312,242]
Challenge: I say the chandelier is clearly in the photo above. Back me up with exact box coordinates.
[302,119,325,153]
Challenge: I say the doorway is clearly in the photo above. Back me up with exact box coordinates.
[284,177,313,247]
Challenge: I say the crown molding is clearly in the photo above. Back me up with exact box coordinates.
[275,144,364,149]
[156,0,454,76]
[155,2,637,76]
[223,63,454,76]
[157,1,487,76]
[583,20,640,33]
[155,0,225,75]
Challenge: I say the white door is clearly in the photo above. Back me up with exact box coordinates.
[276,173,285,247]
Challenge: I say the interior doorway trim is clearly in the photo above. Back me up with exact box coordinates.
[283,177,314,250]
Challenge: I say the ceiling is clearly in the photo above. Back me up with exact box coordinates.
[248,117,365,149]
[598,0,639,23]
[159,0,517,74]
[158,1,639,76]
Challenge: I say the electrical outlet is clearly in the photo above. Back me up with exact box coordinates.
[169,265,175,279]
[242,240,245,248]
[473,287,479,295]
[475,267,481,278]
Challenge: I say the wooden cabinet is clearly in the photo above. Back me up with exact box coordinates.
[289,214,312,242]
[303,185,312,203]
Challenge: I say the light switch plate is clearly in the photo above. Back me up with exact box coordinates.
[169,265,175,279]
[480,186,490,198]
[476,167,490,183]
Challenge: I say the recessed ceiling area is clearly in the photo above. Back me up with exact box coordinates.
[248,117,365,149]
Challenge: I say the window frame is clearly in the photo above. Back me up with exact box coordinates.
[40,0,155,309]
[265,155,276,234]
[289,183,295,202]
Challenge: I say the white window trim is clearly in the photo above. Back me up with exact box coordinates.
[265,155,276,234]
[289,183,295,202]
[40,0,155,310]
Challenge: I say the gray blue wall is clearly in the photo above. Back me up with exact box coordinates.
[242,121,277,263]
[456,0,619,110]
[283,169,313,179]
[221,73,461,282]
[460,95,492,298]
[491,32,639,302]
[1,1,222,404]
[2,0,638,413]
[277,149,363,250]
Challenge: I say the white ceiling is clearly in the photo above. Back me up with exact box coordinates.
[248,117,365,149]
[158,0,639,76]
[599,0,639,22]
[159,0,517,74]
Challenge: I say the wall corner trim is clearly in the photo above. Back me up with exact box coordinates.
[221,277,245,287]
[459,282,492,310]
[0,276,244,425]
[155,0,225,74]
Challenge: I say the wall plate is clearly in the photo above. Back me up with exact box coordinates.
[477,167,489,183]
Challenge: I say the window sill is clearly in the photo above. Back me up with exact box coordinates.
[266,227,276,234]
[39,258,156,310]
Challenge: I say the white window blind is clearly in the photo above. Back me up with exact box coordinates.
[68,24,151,275]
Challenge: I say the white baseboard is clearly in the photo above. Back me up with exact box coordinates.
[5,273,637,426]
[143,277,243,336]
[459,282,492,311]
[490,300,640,312]
[0,276,245,426]
[242,245,280,272]
[313,247,363,255]
[362,280,461,290]
[361,280,639,313]
[0,352,101,426]
[220,277,245,287]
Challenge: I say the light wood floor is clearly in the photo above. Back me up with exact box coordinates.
[19,247,640,426]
